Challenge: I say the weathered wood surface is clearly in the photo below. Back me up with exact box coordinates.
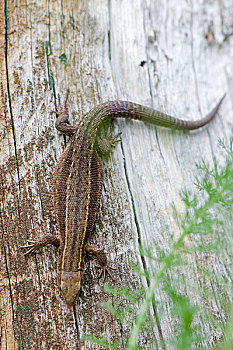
[0,0,232,349]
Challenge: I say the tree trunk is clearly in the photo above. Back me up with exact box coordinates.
[0,0,232,349]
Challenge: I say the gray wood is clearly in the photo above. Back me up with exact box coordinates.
[0,0,232,349]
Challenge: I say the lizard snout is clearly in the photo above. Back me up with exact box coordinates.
[60,270,84,306]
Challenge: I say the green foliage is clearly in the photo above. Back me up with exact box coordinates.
[164,284,200,349]
[84,138,233,349]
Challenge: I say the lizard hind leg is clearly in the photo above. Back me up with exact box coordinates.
[95,132,122,158]
[51,92,77,136]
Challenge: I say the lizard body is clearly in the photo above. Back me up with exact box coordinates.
[23,97,224,306]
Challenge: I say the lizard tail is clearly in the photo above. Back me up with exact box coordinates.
[97,94,226,131]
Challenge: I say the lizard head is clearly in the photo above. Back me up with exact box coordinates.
[60,270,84,306]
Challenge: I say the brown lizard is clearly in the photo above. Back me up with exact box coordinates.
[22,95,225,306]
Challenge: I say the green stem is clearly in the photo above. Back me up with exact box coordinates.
[127,184,228,350]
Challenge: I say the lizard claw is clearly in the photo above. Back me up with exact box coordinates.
[20,235,60,256]
[98,265,116,284]
[113,131,122,142]
[111,132,122,148]
[20,246,36,256]
[22,247,35,256]
[50,91,70,117]
[21,239,39,246]
[20,241,41,256]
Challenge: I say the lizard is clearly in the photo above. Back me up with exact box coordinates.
[22,95,225,306]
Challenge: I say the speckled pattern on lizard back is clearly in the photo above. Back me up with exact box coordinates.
[22,96,225,306]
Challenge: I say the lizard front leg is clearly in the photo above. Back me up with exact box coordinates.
[21,234,60,255]
[86,245,115,282]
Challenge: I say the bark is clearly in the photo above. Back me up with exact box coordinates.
[0,0,232,349]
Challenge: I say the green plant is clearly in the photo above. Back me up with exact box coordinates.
[84,139,233,349]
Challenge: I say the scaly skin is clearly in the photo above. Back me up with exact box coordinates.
[22,96,225,306]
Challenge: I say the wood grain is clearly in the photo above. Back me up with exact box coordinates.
[0,0,232,349]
